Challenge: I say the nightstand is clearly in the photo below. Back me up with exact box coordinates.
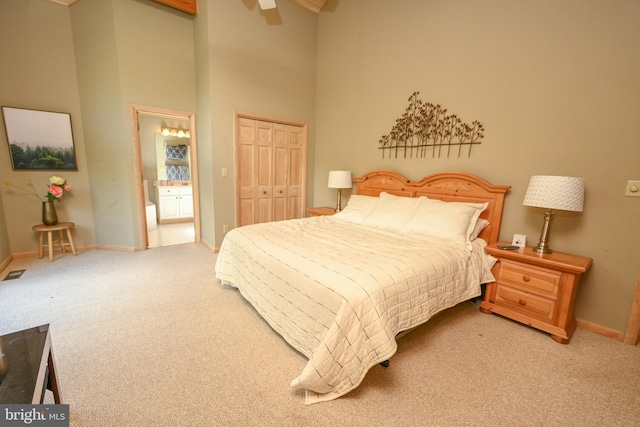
[306,207,336,217]
[480,242,592,344]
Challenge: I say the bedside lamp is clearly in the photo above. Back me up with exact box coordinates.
[523,175,585,254]
[328,171,352,212]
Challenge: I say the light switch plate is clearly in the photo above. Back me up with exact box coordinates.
[625,180,640,197]
[512,234,527,247]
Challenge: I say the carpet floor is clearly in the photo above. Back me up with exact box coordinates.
[1,243,638,426]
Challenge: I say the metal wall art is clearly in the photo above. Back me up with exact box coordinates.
[378,92,484,159]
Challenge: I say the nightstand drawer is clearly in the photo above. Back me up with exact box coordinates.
[498,260,560,297]
[495,284,556,322]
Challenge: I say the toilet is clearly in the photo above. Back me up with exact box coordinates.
[143,180,157,230]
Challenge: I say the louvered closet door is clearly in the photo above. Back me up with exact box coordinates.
[236,116,306,227]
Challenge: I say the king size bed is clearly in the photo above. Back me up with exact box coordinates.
[215,170,510,404]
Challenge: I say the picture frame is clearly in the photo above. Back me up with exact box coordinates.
[2,106,78,171]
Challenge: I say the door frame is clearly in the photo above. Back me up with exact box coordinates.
[131,104,201,249]
[623,274,640,345]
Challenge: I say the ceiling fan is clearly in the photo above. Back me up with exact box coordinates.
[258,0,327,14]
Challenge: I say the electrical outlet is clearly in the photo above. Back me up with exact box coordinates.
[512,234,527,247]
[625,180,640,197]
[223,224,230,233]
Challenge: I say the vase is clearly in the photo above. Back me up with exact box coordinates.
[42,201,58,226]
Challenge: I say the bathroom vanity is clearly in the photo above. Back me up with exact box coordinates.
[156,184,193,222]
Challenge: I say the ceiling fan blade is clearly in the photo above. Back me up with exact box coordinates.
[258,0,277,10]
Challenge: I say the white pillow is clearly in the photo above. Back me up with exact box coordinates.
[361,192,421,233]
[470,218,490,240]
[400,198,488,249]
[332,195,379,224]
[448,201,491,239]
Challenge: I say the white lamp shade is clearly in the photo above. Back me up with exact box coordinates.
[523,175,585,212]
[328,171,352,189]
[258,0,277,9]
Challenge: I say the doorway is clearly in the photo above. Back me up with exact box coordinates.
[131,104,201,250]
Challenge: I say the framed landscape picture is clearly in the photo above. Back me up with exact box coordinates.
[2,106,78,170]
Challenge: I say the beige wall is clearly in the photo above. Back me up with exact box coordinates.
[69,0,197,249]
[1,0,637,336]
[0,0,197,253]
[199,0,318,247]
[314,0,640,333]
[0,0,95,255]
[0,0,317,256]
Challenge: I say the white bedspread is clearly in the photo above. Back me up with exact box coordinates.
[215,216,495,404]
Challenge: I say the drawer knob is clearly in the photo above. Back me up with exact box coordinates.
[518,299,526,306]
[522,275,531,282]
[263,191,267,195]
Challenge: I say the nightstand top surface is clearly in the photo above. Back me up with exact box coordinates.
[486,242,592,273]
[306,207,336,216]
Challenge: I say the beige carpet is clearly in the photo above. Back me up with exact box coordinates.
[1,243,638,426]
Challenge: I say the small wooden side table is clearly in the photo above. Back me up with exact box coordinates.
[32,222,77,262]
[306,207,336,217]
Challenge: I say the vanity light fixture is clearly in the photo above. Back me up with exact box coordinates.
[161,127,190,138]
[523,175,585,254]
[328,170,352,212]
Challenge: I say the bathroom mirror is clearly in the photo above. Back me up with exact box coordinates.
[154,132,191,182]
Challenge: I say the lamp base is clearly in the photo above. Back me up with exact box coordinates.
[335,189,343,212]
[533,209,554,255]
[533,244,552,255]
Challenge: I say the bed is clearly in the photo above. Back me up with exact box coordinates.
[215,170,510,404]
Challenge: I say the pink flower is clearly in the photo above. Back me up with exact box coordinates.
[48,185,63,199]
[64,183,72,192]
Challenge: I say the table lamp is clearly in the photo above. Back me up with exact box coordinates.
[523,175,585,254]
[328,171,352,212]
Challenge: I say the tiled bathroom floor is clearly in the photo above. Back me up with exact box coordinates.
[147,221,195,248]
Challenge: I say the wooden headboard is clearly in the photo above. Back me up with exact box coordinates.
[354,170,511,244]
